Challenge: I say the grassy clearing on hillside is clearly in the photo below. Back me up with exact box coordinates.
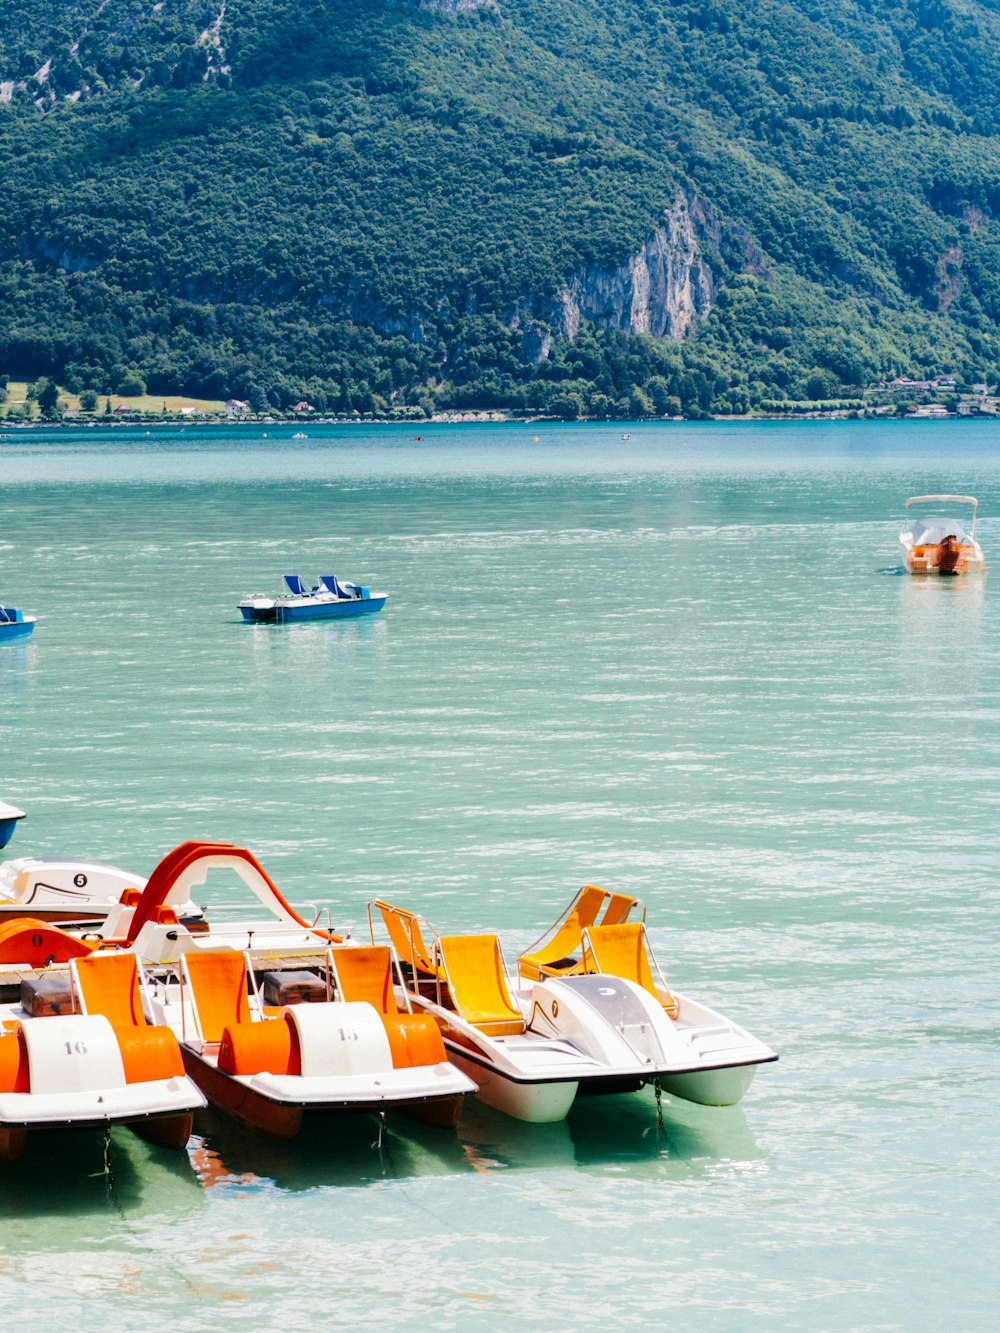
[1,382,227,418]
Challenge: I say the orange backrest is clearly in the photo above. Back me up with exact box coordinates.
[374,900,438,976]
[181,950,250,1042]
[438,934,525,1036]
[72,952,147,1027]
[582,923,657,994]
[329,946,399,1015]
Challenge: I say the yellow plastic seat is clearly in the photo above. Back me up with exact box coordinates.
[518,886,643,981]
[581,923,679,1018]
[181,951,251,1042]
[437,934,525,1036]
[599,892,641,927]
[518,885,607,981]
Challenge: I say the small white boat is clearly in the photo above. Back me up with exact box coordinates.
[899,495,986,575]
[0,854,204,929]
[370,893,777,1123]
[0,946,205,1162]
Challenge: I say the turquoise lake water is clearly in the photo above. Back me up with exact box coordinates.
[1,419,998,1328]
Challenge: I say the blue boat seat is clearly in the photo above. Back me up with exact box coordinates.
[284,575,313,597]
[320,575,359,599]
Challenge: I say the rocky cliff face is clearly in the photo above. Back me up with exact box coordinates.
[561,191,718,340]
[514,190,723,361]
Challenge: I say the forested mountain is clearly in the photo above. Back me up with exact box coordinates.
[1,0,999,416]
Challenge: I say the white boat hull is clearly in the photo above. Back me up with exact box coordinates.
[444,1044,578,1123]
[655,1063,757,1107]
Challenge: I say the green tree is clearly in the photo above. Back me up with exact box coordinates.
[117,372,147,396]
[36,377,60,418]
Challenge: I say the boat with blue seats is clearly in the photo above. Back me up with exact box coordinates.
[0,606,35,643]
[238,574,387,624]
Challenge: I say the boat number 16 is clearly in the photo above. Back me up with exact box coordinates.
[64,1040,87,1055]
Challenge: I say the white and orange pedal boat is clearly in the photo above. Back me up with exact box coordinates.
[0,924,205,1162]
[899,495,986,575]
[369,889,776,1123]
[142,945,475,1138]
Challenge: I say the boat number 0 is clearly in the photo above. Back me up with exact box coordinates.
[73,873,88,888]
[31,933,43,947]
[64,1041,87,1055]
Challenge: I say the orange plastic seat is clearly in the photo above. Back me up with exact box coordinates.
[72,952,147,1027]
[329,946,399,1015]
[437,934,525,1036]
[329,946,448,1068]
[181,951,251,1042]
[372,901,440,978]
[70,951,187,1083]
[581,923,679,1018]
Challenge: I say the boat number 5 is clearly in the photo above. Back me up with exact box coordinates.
[73,873,88,888]
[64,1040,87,1055]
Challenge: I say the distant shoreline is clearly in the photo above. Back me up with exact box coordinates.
[1,411,996,432]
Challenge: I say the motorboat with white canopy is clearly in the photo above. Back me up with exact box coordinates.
[899,495,986,575]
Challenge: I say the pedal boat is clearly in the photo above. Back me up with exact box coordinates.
[238,574,387,624]
[371,893,776,1123]
[0,933,205,1163]
[0,840,354,993]
[0,853,204,930]
[0,606,35,643]
[141,946,474,1138]
[899,495,986,575]
[0,801,25,851]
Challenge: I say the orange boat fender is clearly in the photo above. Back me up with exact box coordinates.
[0,1028,30,1093]
[0,919,96,967]
[114,1025,186,1084]
[383,1013,448,1069]
[218,1015,301,1078]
